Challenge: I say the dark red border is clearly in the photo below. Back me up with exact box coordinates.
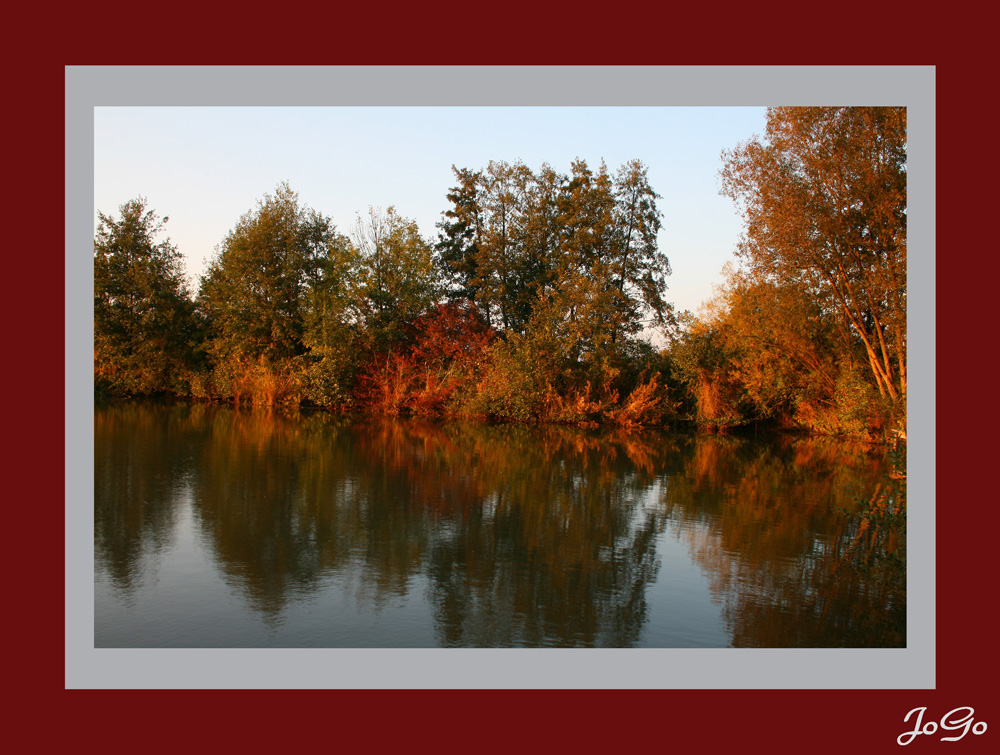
[9,8,994,752]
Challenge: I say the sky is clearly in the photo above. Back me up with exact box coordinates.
[94,106,768,318]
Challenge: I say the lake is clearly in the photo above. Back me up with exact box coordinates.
[94,401,905,648]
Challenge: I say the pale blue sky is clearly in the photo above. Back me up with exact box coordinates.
[94,106,767,317]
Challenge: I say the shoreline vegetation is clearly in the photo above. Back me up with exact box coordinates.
[95,107,906,443]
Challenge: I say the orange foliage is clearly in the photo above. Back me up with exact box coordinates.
[541,382,608,426]
[355,300,495,416]
[354,353,415,414]
[605,373,674,427]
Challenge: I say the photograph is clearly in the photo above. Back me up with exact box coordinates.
[88,77,910,654]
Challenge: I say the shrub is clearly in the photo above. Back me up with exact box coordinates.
[299,340,357,409]
[796,367,891,440]
[605,373,677,427]
[354,352,416,415]
[458,334,549,422]
[352,301,495,417]
[540,382,608,425]
[206,355,304,407]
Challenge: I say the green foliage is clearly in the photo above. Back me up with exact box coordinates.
[298,337,357,409]
[351,206,441,351]
[834,370,888,437]
[195,183,350,405]
[98,162,677,428]
[436,158,671,356]
[466,160,540,332]
[198,182,342,365]
[796,367,891,440]
[95,116,909,443]
[300,233,362,408]
[94,197,197,396]
[457,329,558,422]
[436,167,484,303]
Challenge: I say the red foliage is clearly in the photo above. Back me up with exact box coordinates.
[408,300,495,367]
[354,300,495,415]
[353,352,415,414]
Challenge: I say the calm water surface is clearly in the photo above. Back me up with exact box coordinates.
[95,402,905,647]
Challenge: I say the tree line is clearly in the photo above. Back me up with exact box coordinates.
[94,107,906,439]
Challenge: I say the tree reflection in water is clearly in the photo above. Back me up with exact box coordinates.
[662,435,904,646]
[95,403,904,647]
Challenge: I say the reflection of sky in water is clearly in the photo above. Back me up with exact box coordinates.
[643,515,729,648]
[95,403,902,648]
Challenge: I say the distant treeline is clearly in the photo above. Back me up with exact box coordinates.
[94,106,906,440]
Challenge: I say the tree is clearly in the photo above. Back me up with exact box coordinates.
[672,266,841,428]
[609,159,671,332]
[720,107,906,404]
[351,205,441,349]
[300,231,361,407]
[540,158,670,382]
[716,270,838,419]
[436,158,671,351]
[94,197,196,395]
[436,167,484,304]
[437,161,560,335]
[198,182,340,364]
[434,158,672,405]
[470,160,537,332]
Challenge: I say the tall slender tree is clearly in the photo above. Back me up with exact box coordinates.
[610,159,671,333]
[471,160,536,332]
[352,205,441,349]
[436,167,483,305]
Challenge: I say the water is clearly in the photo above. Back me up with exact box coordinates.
[94,402,905,648]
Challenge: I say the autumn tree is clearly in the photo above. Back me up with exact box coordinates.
[299,231,361,407]
[669,266,842,429]
[546,159,670,376]
[717,271,838,420]
[351,205,441,350]
[437,158,672,419]
[436,158,670,353]
[720,107,906,405]
[198,183,341,365]
[94,197,197,395]
[436,167,484,304]
[470,160,538,332]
